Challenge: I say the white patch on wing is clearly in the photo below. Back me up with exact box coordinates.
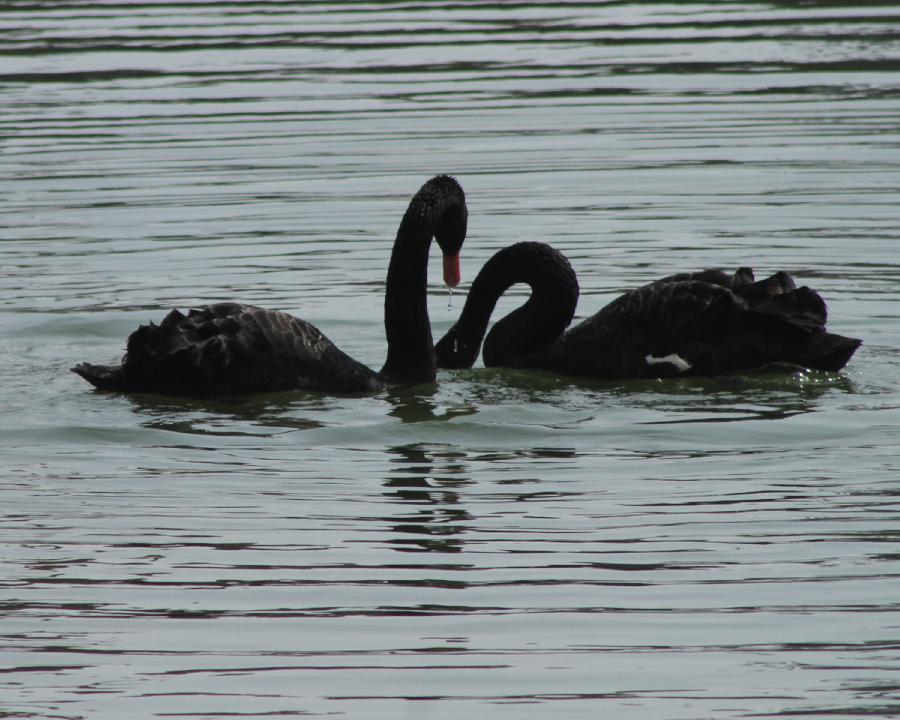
[645,353,693,372]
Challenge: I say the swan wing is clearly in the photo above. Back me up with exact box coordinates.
[120,303,380,395]
[549,280,845,377]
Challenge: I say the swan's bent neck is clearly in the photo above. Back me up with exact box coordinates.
[379,177,466,387]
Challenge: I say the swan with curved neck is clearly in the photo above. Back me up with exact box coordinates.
[435,241,860,378]
[73,175,467,396]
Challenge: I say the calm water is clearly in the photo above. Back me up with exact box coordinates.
[2,2,900,718]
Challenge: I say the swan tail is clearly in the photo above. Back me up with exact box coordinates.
[744,286,860,371]
[71,362,128,391]
[794,332,862,372]
[745,310,861,372]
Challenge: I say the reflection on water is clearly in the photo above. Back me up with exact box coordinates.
[385,385,479,425]
[383,444,471,554]
[2,1,899,719]
[130,391,330,435]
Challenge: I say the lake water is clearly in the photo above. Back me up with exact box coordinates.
[2,2,900,718]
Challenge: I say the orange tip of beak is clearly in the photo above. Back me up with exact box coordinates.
[443,254,460,288]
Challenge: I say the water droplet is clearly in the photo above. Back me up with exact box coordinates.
[447,287,454,311]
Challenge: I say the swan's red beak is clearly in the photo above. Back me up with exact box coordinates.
[442,253,460,288]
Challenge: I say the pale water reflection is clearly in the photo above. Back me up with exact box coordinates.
[2,1,900,719]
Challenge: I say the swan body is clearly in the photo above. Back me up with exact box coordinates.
[74,175,468,396]
[435,242,860,379]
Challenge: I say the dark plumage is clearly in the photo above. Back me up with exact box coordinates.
[435,242,860,379]
[73,175,468,396]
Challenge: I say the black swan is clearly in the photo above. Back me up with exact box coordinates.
[73,174,468,396]
[434,241,860,379]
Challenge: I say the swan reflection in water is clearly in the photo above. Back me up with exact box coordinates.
[380,442,582,556]
[128,390,330,436]
[124,377,478,436]
[382,444,473,554]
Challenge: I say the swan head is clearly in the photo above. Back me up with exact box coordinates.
[431,176,467,288]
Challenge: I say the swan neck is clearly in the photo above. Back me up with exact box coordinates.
[436,242,579,369]
[378,209,439,386]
